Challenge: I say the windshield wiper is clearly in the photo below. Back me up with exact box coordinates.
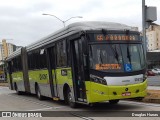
[114,47,119,62]
[110,45,120,64]
[99,50,104,64]
[127,45,131,64]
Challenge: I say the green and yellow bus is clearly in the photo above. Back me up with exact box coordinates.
[6,21,147,107]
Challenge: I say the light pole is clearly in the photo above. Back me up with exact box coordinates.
[142,0,157,53]
[142,0,146,53]
[42,13,82,27]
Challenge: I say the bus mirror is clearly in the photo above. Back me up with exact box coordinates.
[40,49,45,54]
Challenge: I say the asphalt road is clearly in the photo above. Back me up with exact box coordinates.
[0,86,160,120]
[147,75,160,86]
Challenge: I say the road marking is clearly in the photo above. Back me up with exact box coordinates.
[27,107,53,111]
[27,106,65,111]
[7,94,66,109]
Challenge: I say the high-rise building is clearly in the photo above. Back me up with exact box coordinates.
[0,39,21,65]
[0,39,22,80]
[146,23,160,51]
[0,45,3,64]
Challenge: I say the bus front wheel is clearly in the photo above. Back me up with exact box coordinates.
[109,100,119,104]
[67,88,77,108]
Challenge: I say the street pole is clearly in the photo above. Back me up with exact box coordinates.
[142,0,157,69]
[42,14,82,27]
[142,0,147,54]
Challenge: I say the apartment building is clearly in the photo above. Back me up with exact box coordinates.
[146,23,160,51]
[0,39,20,65]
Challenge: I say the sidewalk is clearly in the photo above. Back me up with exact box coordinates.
[140,86,160,104]
[147,86,160,90]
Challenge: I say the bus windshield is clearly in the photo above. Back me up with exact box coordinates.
[89,44,145,72]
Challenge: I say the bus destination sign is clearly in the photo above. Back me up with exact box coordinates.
[95,64,121,70]
[95,34,139,41]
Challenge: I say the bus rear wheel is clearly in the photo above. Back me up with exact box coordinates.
[109,100,119,104]
[67,88,77,108]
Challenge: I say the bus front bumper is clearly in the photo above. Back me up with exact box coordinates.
[85,80,147,103]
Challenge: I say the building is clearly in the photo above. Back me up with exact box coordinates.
[146,23,160,51]
[0,45,3,64]
[0,39,22,80]
[146,24,160,69]
[0,39,21,65]
[147,52,160,69]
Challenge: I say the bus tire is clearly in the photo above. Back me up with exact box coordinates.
[136,97,144,100]
[109,100,119,104]
[67,88,77,108]
[35,85,44,100]
[89,102,99,107]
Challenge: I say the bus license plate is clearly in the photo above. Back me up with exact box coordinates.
[122,92,131,96]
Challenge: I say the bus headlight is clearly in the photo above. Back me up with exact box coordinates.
[90,74,107,85]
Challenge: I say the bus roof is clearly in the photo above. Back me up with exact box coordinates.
[6,21,139,60]
[26,21,138,52]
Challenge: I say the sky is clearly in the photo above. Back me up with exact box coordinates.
[0,0,160,46]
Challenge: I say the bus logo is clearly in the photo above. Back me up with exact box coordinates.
[2,112,11,117]
[39,74,48,80]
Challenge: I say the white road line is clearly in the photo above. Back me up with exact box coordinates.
[27,107,53,111]
[7,94,56,108]
[27,106,65,111]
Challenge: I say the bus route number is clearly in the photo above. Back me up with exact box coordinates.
[96,34,136,41]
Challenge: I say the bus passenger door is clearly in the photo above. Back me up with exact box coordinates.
[47,46,58,98]
[71,38,87,102]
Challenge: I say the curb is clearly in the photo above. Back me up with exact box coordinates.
[125,89,160,104]
[127,98,160,104]
[142,98,160,104]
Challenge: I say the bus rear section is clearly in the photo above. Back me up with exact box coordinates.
[6,47,30,94]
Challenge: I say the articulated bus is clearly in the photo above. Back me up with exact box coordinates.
[6,21,147,107]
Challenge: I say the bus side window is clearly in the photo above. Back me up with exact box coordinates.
[56,40,67,67]
[39,49,47,69]
[28,52,34,70]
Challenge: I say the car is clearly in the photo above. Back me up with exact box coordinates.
[151,68,160,75]
[147,69,155,76]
